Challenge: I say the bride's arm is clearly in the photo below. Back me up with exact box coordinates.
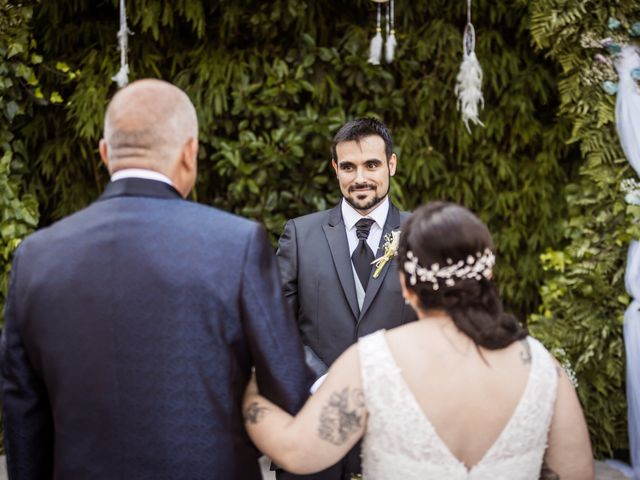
[243,344,366,474]
[542,359,594,480]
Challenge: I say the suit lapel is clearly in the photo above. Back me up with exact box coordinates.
[322,205,360,321]
[359,202,401,320]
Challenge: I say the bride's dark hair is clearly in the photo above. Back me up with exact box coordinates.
[398,202,526,350]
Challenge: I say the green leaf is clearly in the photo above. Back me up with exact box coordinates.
[49,92,63,104]
[55,62,70,73]
[4,101,18,122]
[7,42,25,58]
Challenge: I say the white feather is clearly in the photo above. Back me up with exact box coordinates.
[455,51,484,133]
[368,31,383,65]
[112,64,129,88]
[385,32,397,63]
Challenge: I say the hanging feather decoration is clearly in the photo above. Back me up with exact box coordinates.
[454,0,484,132]
[385,0,397,63]
[112,0,132,88]
[368,3,383,65]
[385,0,398,63]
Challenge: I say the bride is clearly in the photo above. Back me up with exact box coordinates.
[243,202,593,479]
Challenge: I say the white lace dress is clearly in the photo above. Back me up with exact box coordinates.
[358,330,558,480]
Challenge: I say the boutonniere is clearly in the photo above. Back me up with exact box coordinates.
[371,230,401,278]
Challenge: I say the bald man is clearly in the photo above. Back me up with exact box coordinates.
[1,79,312,480]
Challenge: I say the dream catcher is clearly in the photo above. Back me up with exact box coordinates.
[454,0,484,132]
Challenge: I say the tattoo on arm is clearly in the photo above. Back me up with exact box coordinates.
[519,339,532,364]
[317,387,365,446]
[244,401,270,424]
[539,461,560,480]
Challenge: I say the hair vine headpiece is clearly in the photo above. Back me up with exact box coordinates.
[403,248,495,290]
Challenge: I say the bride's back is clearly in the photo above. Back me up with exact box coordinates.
[354,202,580,479]
[358,322,557,480]
[384,318,533,469]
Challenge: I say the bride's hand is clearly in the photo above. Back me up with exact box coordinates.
[244,369,259,402]
[243,370,270,426]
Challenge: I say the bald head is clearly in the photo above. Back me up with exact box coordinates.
[100,79,199,196]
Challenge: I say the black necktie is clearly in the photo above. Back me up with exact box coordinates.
[352,218,375,291]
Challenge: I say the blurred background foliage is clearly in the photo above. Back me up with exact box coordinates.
[0,0,635,458]
[0,1,40,311]
[527,0,640,457]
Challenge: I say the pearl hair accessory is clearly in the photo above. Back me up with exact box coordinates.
[403,248,495,290]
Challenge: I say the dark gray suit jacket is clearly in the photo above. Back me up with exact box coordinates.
[276,200,417,369]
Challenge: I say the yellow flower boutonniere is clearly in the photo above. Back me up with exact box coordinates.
[371,230,401,278]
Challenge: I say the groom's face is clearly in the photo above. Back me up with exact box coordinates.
[332,135,397,215]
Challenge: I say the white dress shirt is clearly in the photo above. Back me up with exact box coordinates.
[341,196,390,310]
[111,168,173,185]
[307,199,389,395]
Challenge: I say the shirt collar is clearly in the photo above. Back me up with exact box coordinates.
[111,168,173,186]
[341,196,390,231]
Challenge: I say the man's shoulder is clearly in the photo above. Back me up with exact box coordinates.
[129,199,262,243]
[390,199,411,223]
[182,201,257,227]
[287,207,335,229]
[17,202,97,250]
[21,198,260,254]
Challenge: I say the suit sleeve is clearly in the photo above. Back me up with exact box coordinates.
[1,246,53,479]
[276,220,328,378]
[275,220,299,316]
[241,223,313,414]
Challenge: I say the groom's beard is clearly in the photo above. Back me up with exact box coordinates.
[344,180,390,213]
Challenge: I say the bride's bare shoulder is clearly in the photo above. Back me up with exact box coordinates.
[382,319,447,350]
[383,320,426,340]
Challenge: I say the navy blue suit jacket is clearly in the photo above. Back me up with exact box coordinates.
[1,178,312,480]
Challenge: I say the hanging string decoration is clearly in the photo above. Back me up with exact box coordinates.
[112,0,132,88]
[385,0,397,63]
[454,0,485,132]
[368,0,397,64]
[368,1,384,65]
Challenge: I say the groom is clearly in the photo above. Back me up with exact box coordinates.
[276,117,417,479]
[1,79,312,480]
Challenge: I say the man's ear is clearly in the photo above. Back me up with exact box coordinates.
[182,137,198,172]
[99,139,109,171]
[331,159,338,176]
[388,153,397,177]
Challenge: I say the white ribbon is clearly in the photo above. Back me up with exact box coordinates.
[615,45,640,480]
